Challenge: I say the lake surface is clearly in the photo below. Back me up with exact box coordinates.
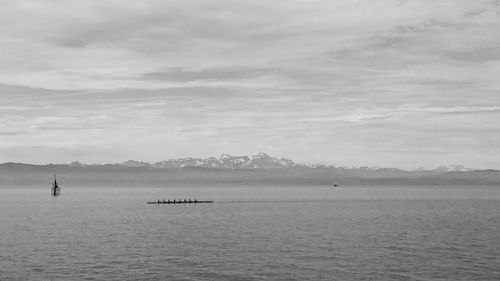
[1,185,499,280]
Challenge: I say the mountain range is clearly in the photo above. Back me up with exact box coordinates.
[1,153,499,187]
[61,153,473,172]
[116,153,296,169]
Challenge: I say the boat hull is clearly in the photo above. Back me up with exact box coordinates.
[147,200,213,204]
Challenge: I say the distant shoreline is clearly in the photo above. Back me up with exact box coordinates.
[1,163,500,186]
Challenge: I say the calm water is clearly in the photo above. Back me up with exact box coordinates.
[1,185,499,280]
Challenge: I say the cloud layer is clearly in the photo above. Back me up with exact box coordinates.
[1,0,499,168]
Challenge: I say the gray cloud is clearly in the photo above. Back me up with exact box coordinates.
[0,131,26,136]
[144,68,272,82]
[1,0,500,168]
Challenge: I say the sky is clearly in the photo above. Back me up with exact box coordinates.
[1,0,500,169]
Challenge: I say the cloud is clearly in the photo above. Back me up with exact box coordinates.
[410,105,500,114]
[0,0,497,90]
[0,131,26,136]
[144,68,271,82]
[1,0,500,168]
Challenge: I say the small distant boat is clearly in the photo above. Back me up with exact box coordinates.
[51,174,61,196]
[332,183,339,187]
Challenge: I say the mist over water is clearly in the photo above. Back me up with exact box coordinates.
[1,186,499,280]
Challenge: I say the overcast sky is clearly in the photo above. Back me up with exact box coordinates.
[1,0,500,169]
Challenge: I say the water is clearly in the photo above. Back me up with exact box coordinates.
[1,185,499,280]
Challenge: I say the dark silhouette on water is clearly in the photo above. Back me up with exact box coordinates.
[148,198,213,204]
[51,174,61,196]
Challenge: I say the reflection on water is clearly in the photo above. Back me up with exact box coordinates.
[1,186,499,280]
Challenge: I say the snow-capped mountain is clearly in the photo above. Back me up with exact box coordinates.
[58,154,475,172]
[149,153,295,169]
[121,160,151,168]
[434,165,473,172]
